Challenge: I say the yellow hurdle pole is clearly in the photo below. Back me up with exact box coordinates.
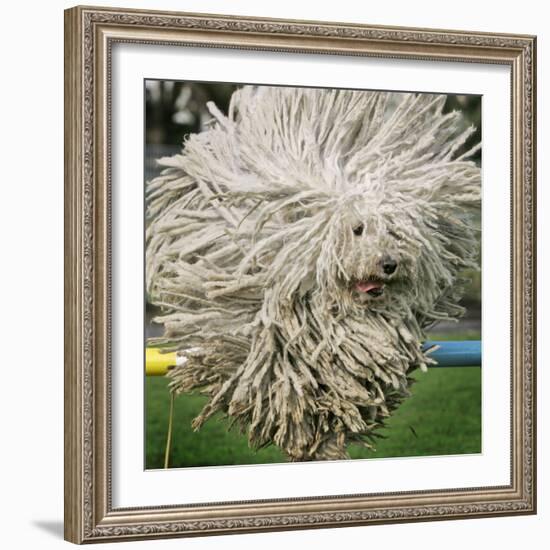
[145,348,178,376]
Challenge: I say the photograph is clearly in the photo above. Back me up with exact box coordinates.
[144,81,482,469]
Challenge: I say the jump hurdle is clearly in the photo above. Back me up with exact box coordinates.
[145,340,482,376]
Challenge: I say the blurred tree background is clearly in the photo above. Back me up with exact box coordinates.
[145,81,481,160]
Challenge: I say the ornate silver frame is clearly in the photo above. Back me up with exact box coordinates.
[64,5,536,543]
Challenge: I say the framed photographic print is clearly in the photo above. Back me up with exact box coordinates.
[64,5,537,544]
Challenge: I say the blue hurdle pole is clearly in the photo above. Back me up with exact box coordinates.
[422,340,481,367]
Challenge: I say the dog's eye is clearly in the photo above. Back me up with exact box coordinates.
[352,224,364,236]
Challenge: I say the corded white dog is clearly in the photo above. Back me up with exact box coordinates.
[146,86,481,461]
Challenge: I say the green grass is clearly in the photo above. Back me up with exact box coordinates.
[145,330,481,469]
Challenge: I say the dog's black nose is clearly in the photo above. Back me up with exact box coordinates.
[382,256,397,275]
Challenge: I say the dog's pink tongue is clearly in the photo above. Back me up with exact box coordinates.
[356,281,383,293]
